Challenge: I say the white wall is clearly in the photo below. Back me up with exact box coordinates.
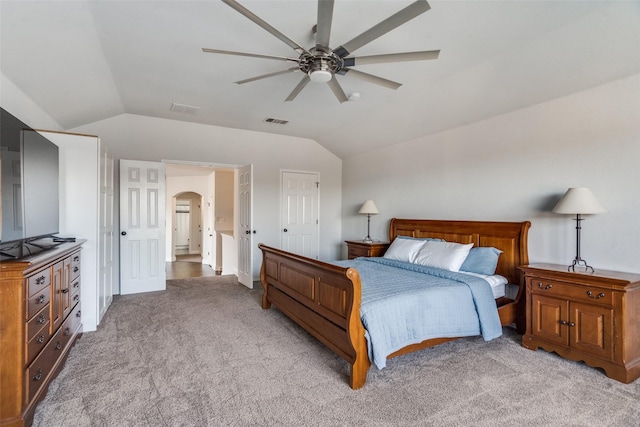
[71,114,343,278]
[342,73,640,274]
[1,73,61,130]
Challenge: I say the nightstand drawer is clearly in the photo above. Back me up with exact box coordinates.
[345,241,389,260]
[529,278,613,306]
[348,246,370,258]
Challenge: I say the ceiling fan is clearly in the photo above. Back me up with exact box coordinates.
[203,0,440,103]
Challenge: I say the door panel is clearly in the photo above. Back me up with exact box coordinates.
[531,294,569,346]
[281,172,319,259]
[237,165,252,288]
[120,160,166,295]
[571,301,613,359]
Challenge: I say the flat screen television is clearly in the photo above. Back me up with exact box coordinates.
[1,107,60,259]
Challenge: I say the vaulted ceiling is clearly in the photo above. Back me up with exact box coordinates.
[2,1,639,158]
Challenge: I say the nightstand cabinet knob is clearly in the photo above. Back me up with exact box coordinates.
[559,320,567,325]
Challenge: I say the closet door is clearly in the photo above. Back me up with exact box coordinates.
[98,144,114,322]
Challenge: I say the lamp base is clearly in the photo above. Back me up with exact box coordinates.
[568,257,594,273]
[362,236,373,244]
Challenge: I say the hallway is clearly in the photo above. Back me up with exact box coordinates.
[165,255,218,280]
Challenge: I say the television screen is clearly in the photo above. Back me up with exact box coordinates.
[0,107,59,251]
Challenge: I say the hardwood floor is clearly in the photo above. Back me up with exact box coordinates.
[166,255,218,280]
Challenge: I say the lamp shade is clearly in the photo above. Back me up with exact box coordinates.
[552,187,606,215]
[358,200,379,215]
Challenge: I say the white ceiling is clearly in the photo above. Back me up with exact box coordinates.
[2,1,639,159]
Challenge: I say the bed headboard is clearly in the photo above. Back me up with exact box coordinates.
[389,218,531,285]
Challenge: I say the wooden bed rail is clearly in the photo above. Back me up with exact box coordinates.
[258,244,371,389]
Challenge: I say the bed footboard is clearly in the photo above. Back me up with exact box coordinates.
[258,244,370,389]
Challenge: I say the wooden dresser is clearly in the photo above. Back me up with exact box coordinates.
[0,241,84,427]
[345,240,389,260]
[520,264,640,383]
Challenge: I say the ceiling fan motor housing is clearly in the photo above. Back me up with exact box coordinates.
[301,49,343,82]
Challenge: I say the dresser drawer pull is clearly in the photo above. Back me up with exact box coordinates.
[537,282,552,290]
[73,266,79,273]
[64,327,72,336]
[73,295,80,302]
[33,368,43,382]
[586,290,605,299]
[36,334,45,344]
[61,288,69,294]
[35,275,46,285]
[73,255,80,262]
[36,294,46,304]
[73,281,80,289]
[76,310,82,318]
[55,341,62,351]
[37,314,47,324]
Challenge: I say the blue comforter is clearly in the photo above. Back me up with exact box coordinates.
[333,257,502,369]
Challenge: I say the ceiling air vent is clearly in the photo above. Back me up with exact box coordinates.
[264,117,289,125]
[170,102,200,115]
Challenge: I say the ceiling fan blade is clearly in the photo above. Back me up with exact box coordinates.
[202,48,299,63]
[334,0,431,58]
[316,0,335,50]
[222,0,309,54]
[285,75,311,102]
[340,68,402,90]
[235,68,299,84]
[327,77,349,103]
[343,50,440,66]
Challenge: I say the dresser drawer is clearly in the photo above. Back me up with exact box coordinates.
[529,277,614,306]
[26,322,51,366]
[27,268,51,297]
[26,326,63,403]
[26,304,50,340]
[70,276,81,297]
[27,286,51,319]
[69,253,81,281]
[59,303,82,352]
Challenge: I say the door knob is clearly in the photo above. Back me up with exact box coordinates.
[121,231,127,236]
[283,229,288,232]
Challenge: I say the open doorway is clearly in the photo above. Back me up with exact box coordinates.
[165,162,239,281]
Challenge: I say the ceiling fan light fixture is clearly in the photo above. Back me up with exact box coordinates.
[309,69,333,83]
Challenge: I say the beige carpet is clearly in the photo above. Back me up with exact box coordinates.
[33,276,640,426]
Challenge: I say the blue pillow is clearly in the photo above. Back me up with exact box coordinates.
[460,247,502,275]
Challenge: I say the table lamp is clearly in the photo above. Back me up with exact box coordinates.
[552,187,606,272]
[358,200,379,243]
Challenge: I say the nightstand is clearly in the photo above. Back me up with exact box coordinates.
[519,263,640,383]
[345,240,389,260]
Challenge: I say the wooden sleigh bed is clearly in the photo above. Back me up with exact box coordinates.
[258,218,531,389]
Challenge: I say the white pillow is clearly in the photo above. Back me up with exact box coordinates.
[383,238,426,263]
[413,241,474,272]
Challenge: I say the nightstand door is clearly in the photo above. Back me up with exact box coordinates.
[531,294,569,346]
[570,301,614,359]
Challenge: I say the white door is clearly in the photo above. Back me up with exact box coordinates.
[281,171,319,259]
[237,164,252,288]
[120,160,166,295]
[98,144,114,322]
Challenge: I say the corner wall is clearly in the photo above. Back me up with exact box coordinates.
[342,73,640,273]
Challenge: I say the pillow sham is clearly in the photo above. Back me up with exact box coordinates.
[383,237,426,263]
[413,240,474,272]
[460,247,503,276]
